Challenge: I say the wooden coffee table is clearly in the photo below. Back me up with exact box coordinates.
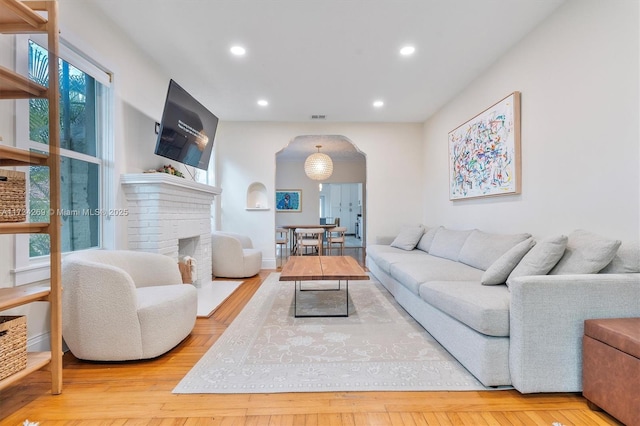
[279,256,369,317]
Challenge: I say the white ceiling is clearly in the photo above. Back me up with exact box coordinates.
[82,0,565,124]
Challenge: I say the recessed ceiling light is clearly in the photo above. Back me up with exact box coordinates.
[257,99,268,106]
[373,100,384,108]
[399,45,415,56]
[230,45,246,56]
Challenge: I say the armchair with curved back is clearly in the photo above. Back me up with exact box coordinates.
[62,250,197,361]
[211,231,262,278]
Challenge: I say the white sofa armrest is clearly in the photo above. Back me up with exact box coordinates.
[509,273,640,393]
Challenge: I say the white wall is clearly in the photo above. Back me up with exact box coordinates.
[215,122,423,268]
[422,0,639,242]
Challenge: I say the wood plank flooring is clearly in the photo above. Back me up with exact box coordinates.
[0,269,620,425]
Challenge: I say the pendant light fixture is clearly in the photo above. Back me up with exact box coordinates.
[304,145,333,181]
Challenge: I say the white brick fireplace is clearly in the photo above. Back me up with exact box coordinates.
[121,173,221,286]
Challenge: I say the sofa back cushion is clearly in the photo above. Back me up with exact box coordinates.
[458,230,532,271]
[416,226,441,252]
[600,242,640,274]
[428,228,473,261]
[390,225,424,251]
[481,237,536,285]
[506,235,567,286]
[549,229,621,275]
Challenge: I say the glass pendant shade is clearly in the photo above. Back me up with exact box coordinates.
[304,145,333,181]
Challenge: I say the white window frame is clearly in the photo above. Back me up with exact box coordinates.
[13,34,114,286]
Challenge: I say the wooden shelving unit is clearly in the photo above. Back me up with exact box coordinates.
[0,0,62,395]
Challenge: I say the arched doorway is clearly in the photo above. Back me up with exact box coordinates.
[275,135,366,265]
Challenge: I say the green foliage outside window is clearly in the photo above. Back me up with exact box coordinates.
[27,41,100,257]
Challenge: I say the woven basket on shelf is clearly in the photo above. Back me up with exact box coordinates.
[0,169,26,223]
[0,315,28,381]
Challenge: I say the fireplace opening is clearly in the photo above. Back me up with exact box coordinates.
[179,236,201,286]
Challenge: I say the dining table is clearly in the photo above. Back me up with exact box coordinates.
[280,224,337,255]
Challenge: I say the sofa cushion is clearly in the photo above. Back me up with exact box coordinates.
[428,228,473,261]
[550,229,621,275]
[366,245,430,274]
[390,225,425,251]
[389,257,483,294]
[506,235,567,286]
[416,226,441,253]
[600,242,640,274]
[459,230,532,271]
[481,237,536,285]
[418,281,510,337]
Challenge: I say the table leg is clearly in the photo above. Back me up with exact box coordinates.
[294,279,349,318]
[345,280,349,316]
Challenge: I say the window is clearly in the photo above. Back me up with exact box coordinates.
[14,36,113,284]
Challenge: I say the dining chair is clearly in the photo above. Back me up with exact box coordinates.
[295,228,324,256]
[275,227,289,267]
[327,226,347,255]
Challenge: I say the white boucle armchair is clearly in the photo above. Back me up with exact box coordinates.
[62,250,197,361]
[211,232,262,278]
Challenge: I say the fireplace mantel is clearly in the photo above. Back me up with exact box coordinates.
[121,173,222,196]
[121,173,222,286]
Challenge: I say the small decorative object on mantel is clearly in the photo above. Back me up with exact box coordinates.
[155,164,184,178]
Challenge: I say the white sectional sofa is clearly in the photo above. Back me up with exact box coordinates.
[366,226,640,393]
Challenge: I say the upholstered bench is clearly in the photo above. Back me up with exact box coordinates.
[583,318,640,426]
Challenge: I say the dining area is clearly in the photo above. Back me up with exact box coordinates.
[278,223,345,257]
[274,221,366,269]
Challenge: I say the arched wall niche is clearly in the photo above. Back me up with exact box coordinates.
[246,182,269,210]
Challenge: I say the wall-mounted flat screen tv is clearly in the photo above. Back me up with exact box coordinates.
[154,79,218,170]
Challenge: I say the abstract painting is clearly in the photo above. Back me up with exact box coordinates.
[448,92,521,200]
[275,190,302,212]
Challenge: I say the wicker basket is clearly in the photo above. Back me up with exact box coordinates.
[0,169,26,223]
[0,315,27,381]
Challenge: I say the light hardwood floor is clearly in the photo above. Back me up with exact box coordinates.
[0,269,620,425]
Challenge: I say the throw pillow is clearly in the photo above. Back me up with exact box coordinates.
[416,226,441,252]
[390,225,424,251]
[459,230,532,271]
[549,229,621,275]
[600,242,640,274]
[481,237,536,285]
[428,228,473,261]
[506,235,568,286]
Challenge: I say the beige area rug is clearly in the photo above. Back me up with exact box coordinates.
[197,281,243,317]
[174,273,489,393]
